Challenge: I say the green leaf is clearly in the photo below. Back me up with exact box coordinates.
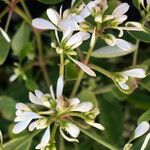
[0,32,10,65]
[127,90,150,109]
[37,0,64,4]
[25,79,38,91]
[138,110,150,123]
[126,22,150,43]
[3,131,40,150]
[91,45,135,58]
[99,93,123,146]
[133,0,141,10]
[65,62,78,81]
[11,23,30,57]
[78,126,118,150]
[77,89,98,107]
[0,96,16,121]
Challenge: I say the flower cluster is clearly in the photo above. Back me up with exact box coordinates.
[31,0,143,76]
[13,76,104,149]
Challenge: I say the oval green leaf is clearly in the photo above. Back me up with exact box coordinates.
[138,110,150,123]
[0,32,10,65]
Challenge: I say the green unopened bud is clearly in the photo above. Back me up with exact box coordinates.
[80,22,93,32]
[103,34,116,46]
[51,42,56,48]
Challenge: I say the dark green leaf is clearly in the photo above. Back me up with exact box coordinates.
[0,33,10,65]
[37,0,64,4]
[127,90,150,109]
[11,23,30,57]
[3,131,40,150]
[138,110,150,123]
[99,93,123,146]
[0,96,16,121]
[78,89,98,107]
[25,79,38,91]
[127,25,150,43]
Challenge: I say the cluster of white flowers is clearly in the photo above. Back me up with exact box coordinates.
[31,0,144,76]
[13,76,104,149]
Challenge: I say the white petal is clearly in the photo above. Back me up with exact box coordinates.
[86,121,105,130]
[36,127,50,149]
[69,98,80,107]
[29,92,42,105]
[56,76,64,98]
[16,103,31,111]
[28,121,36,131]
[46,8,60,25]
[116,15,127,24]
[50,85,55,99]
[115,39,135,51]
[59,18,80,31]
[112,3,129,18]
[118,82,129,90]
[35,90,44,99]
[69,57,96,77]
[65,123,80,138]
[60,128,79,142]
[141,132,150,150]
[0,27,11,42]
[80,1,99,18]
[147,0,150,5]
[71,102,93,112]
[22,112,41,120]
[62,29,73,41]
[133,122,150,139]
[71,41,83,50]
[13,119,31,134]
[122,68,146,78]
[66,32,90,47]
[9,74,18,82]
[32,18,57,30]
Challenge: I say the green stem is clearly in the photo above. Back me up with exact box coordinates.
[132,40,140,66]
[0,7,9,20]
[60,53,64,77]
[50,123,58,145]
[4,10,12,32]
[70,38,97,98]
[20,0,32,19]
[90,64,114,79]
[59,135,65,150]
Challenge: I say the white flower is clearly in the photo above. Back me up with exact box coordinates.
[32,8,80,32]
[36,127,50,149]
[13,103,42,134]
[0,27,11,42]
[117,68,146,90]
[53,30,96,77]
[29,90,51,108]
[112,3,129,25]
[60,123,80,142]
